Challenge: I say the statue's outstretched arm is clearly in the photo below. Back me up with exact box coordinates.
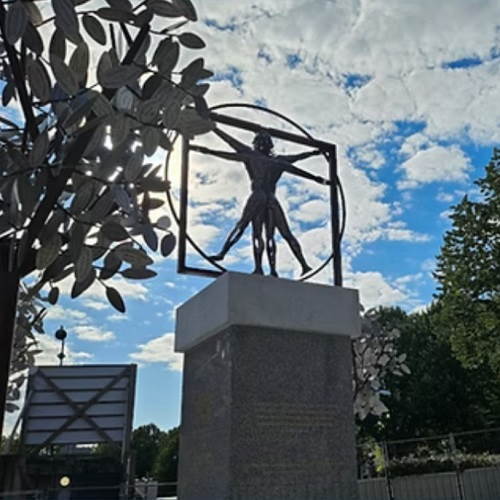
[280,161,330,185]
[278,150,322,163]
[213,127,251,153]
[190,145,249,162]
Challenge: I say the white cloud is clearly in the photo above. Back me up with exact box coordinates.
[398,146,471,189]
[73,325,116,343]
[82,299,110,311]
[56,275,149,302]
[107,313,128,322]
[436,191,455,203]
[130,333,182,372]
[345,271,408,309]
[35,335,93,365]
[45,305,88,323]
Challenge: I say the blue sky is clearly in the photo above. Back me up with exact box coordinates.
[4,0,500,434]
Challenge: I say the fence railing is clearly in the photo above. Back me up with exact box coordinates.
[358,427,500,500]
[3,428,500,500]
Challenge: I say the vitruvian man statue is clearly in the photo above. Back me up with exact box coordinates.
[192,127,330,277]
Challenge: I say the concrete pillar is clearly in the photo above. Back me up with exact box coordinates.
[175,272,360,500]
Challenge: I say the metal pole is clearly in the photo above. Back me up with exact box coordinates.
[59,338,65,366]
[449,433,465,500]
[328,146,343,286]
[382,441,395,500]
[209,110,334,151]
[177,136,190,274]
[0,240,19,438]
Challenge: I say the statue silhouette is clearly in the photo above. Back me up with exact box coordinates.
[191,128,329,276]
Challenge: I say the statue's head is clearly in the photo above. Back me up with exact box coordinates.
[253,131,274,154]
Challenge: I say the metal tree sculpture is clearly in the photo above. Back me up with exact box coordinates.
[0,0,212,435]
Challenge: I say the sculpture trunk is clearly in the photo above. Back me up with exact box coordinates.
[0,241,20,438]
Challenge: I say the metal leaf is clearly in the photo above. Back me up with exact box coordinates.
[23,2,43,26]
[172,0,197,21]
[113,87,135,112]
[22,22,44,55]
[178,32,205,49]
[2,82,15,107]
[52,0,80,40]
[29,131,49,167]
[82,14,106,45]
[27,59,51,102]
[153,39,179,73]
[36,234,62,270]
[148,0,184,18]
[5,2,27,45]
[49,28,66,60]
[71,267,96,298]
[105,0,133,11]
[142,223,158,251]
[121,267,157,279]
[75,246,93,282]
[110,114,131,147]
[142,127,160,156]
[101,221,129,241]
[111,185,132,213]
[99,64,143,89]
[106,286,126,313]
[48,287,60,305]
[50,56,78,96]
[156,215,171,230]
[84,123,106,157]
[69,43,89,85]
[174,108,214,138]
[125,150,144,181]
[115,246,153,267]
[100,251,122,280]
[69,222,88,262]
[160,233,176,257]
[88,191,114,221]
[96,7,133,22]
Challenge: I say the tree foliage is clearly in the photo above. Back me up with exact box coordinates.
[353,308,410,421]
[0,0,212,311]
[0,0,212,424]
[359,307,500,442]
[434,148,500,374]
[153,426,179,483]
[7,284,47,413]
[132,423,165,479]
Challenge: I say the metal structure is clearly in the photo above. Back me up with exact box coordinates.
[54,326,67,367]
[170,103,346,287]
[21,364,136,458]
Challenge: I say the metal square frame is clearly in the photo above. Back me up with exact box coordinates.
[177,110,343,287]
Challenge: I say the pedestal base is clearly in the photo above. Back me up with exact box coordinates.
[176,273,360,500]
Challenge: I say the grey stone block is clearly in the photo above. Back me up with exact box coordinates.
[176,274,360,499]
[175,272,361,353]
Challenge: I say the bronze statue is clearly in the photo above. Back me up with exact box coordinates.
[191,128,329,276]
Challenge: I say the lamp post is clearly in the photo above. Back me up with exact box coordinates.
[55,326,67,366]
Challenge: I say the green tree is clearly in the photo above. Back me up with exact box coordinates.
[434,148,500,374]
[153,426,179,483]
[132,423,165,479]
[359,307,500,441]
[0,0,212,435]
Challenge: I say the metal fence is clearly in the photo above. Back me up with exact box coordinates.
[3,428,500,499]
[358,427,500,500]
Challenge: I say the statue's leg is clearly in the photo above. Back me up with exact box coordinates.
[273,203,312,275]
[251,213,265,275]
[210,224,246,261]
[210,196,257,261]
[264,206,278,277]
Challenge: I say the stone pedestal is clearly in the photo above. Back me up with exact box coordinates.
[175,272,361,500]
